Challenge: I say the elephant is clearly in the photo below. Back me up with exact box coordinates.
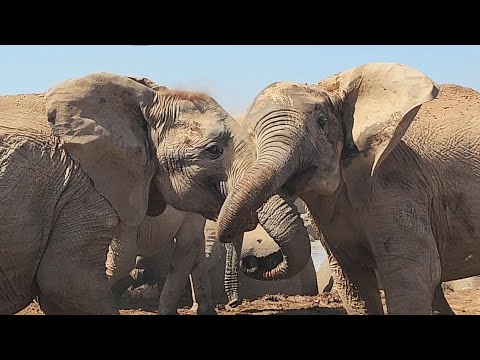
[0,72,256,315]
[108,205,216,315]
[114,198,319,314]
[216,61,480,315]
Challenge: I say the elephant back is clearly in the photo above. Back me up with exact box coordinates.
[0,93,52,139]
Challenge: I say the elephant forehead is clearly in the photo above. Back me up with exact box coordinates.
[250,82,325,115]
[253,82,306,105]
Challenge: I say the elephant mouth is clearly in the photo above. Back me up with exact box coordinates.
[206,176,259,229]
[206,176,228,201]
[239,250,285,280]
[282,165,318,197]
[202,176,229,221]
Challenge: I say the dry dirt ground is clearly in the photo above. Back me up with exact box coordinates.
[15,288,480,315]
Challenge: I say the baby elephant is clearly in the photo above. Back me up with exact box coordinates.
[112,198,319,315]
[107,205,215,315]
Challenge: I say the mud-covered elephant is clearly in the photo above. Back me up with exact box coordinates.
[0,73,256,315]
[216,62,480,315]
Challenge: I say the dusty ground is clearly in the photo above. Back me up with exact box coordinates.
[15,288,480,315]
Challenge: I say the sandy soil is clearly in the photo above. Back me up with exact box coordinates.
[15,288,480,315]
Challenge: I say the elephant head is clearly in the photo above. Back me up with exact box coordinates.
[44,73,255,227]
[217,62,438,280]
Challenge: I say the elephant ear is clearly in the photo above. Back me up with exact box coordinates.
[320,63,438,207]
[45,72,159,226]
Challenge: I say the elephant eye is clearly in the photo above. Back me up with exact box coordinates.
[316,113,327,128]
[204,142,223,159]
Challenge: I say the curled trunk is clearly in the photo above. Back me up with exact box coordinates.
[217,111,311,280]
[240,191,311,280]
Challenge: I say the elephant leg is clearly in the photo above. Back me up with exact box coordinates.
[111,275,134,298]
[190,243,216,315]
[370,196,441,315]
[327,245,384,315]
[0,257,37,314]
[107,237,139,299]
[432,283,455,315]
[306,207,381,314]
[157,214,206,315]
[189,275,199,313]
[36,190,125,315]
[37,293,68,315]
[37,237,118,315]
[0,295,34,315]
[140,251,173,292]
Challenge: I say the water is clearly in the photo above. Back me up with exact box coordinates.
[310,241,326,271]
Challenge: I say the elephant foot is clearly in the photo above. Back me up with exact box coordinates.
[189,302,217,315]
[225,298,242,311]
[190,302,199,314]
[197,306,217,315]
[157,310,179,315]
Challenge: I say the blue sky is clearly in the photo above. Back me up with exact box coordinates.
[0,45,478,115]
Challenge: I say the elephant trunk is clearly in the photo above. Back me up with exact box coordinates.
[224,240,243,306]
[217,111,311,280]
[240,191,311,280]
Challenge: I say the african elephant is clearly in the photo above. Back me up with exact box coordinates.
[216,62,480,315]
[108,205,216,315]
[0,73,256,315]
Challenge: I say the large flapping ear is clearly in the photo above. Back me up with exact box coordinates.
[318,63,438,207]
[45,72,159,226]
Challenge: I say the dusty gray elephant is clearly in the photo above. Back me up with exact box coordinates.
[0,73,256,315]
[216,62,480,315]
[108,205,216,315]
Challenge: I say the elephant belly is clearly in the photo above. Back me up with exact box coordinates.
[439,235,480,281]
[432,194,480,281]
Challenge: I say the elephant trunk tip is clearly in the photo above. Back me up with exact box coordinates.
[217,198,256,243]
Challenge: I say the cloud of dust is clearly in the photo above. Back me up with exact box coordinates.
[170,81,213,97]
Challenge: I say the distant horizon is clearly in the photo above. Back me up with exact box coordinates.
[0,45,478,115]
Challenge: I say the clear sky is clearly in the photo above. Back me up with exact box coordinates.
[0,45,478,115]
